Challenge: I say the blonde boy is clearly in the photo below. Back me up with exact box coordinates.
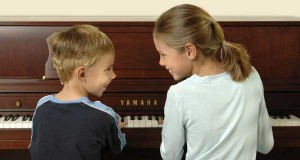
[29,25,126,160]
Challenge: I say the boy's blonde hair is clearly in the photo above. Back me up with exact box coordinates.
[153,4,252,81]
[47,25,114,82]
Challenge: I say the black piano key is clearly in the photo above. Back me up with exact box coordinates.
[12,115,20,121]
[284,115,291,119]
[22,115,30,121]
[4,115,12,121]
[277,115,284,119]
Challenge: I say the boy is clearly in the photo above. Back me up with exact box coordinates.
[29,25,126,160]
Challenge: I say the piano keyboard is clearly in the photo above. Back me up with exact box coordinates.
[122,116,164,128]
[0,115,32,129]
[1,114,300,129]
[269,115,300,127]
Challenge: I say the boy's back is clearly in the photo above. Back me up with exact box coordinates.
[29,95,125,160]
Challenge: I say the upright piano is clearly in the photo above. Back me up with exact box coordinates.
[0,18,299,160]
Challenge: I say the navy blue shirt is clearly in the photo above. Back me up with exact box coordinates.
[29,95,126,160]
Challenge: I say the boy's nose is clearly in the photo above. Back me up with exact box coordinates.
[112,71,117,79]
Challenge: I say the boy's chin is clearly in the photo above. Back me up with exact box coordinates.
[88,92,103,98]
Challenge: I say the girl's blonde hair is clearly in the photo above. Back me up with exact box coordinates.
[153,4,252,81]
[47,25,114,82]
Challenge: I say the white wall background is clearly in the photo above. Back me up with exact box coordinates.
[0,0,299,21]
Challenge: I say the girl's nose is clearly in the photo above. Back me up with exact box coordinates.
[159,59,165,67]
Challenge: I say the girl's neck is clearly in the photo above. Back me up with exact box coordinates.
[193,56,225,77]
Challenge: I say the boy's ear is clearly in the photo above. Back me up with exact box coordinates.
[185,43,197,60]
[76,67,86,80]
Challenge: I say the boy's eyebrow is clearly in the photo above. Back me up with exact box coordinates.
[107,63,114,67]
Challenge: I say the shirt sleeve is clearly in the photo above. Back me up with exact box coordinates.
[160,87,185,160]
[257,83,274,154]
[105,116,126,155]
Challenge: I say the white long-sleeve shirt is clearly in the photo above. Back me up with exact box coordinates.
[160,67,274,160]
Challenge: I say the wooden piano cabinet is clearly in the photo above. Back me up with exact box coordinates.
[0,93,48,111]
[0,129,31,150]
[257,147,300,160]
[273,127,300,147]
[0,129,163,160]
[0,20,299,159]
[0,128,161,149]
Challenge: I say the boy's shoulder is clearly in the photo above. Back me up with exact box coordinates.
[82,100,119,120]
[36,95,118,120]
[36,95,54,107]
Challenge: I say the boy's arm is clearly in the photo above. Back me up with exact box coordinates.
[105,116,126,155]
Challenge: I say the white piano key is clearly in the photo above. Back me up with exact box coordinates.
[133,116,140,128]
[279,117,290,126]
[12,116,23,128]
[9,115,21,128]
[145,116,153,128]
[139,116,146,128]
[290,115,300,126]
[0,116,4,128]
[269,116,280,126]
[126,116,134,128]
[28,121,33,128]
[3,115,12,128]
[151,116,158,127]
[22,116,31,128]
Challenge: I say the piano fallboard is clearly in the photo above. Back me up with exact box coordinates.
[0,128,162,149]
[1,127,300,149]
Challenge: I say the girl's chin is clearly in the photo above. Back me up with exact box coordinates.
[172,75,181,81]
[173,74,189,81]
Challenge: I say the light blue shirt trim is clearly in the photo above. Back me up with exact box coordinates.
[83,100,126,150]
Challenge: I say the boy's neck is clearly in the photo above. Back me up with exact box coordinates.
[54,81,87,101]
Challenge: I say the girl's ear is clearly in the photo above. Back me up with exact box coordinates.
[185,43,197,60]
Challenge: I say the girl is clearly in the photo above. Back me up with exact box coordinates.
[153,4,274,160]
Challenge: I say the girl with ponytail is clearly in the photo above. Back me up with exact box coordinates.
[153,4,274,160]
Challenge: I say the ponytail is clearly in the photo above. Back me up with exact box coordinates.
[220,41,252,81]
